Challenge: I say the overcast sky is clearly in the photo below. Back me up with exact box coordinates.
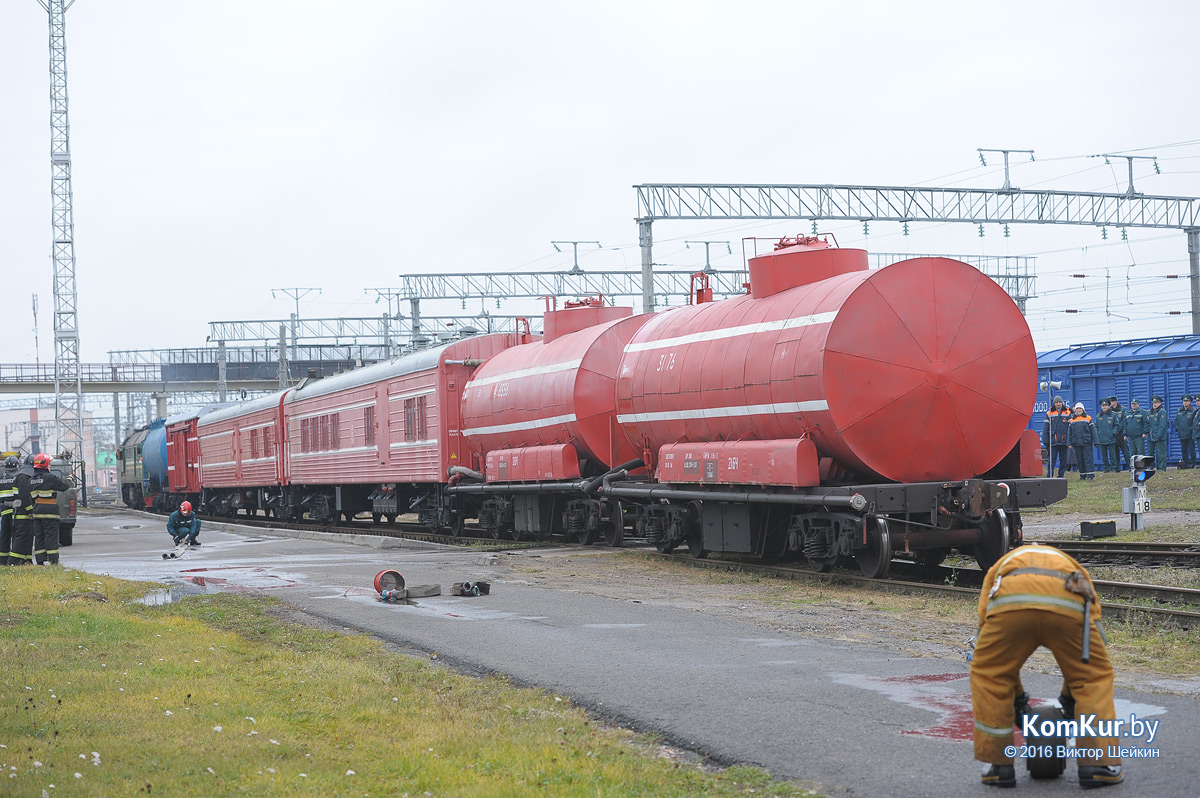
[1,0,1199,367]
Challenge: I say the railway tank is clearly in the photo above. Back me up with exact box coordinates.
[458,297,651,541]
[615,237,1037,484]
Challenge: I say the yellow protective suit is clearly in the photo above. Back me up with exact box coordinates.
[970,544,1120,767]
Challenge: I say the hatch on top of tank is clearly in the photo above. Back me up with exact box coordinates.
[542,295,632,343]
[746,236,868,298]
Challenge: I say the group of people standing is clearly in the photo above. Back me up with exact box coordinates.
[1044,394,1198,478]
[0,453,70,565]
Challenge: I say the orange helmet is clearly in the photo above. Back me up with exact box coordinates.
[180,501,193,514]
[32,453,52,470]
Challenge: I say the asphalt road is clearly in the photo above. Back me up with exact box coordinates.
[57,510,1200,797]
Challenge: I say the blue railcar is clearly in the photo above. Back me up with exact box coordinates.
[1030,335,1200,469]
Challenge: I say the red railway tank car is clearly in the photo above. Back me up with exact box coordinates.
[458,298,651,541]
[616,239,1035,483]
[450,238,1064,574]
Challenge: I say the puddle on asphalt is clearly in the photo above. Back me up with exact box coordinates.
[129,582,214,606]
[116,524,144,530]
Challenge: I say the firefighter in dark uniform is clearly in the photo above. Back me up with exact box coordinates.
[1068,402,1096,480]
[1148,395,1169,470]
[16,453,70,565]
[8,456,37,565]
[1124,399,1149,456]
[1044,396,1071,478]
[971,544,1123,789]
[1108,396,1130,470]
[1094,399,1120,473]
[0,455,20,564]
[1175,395,1196,469]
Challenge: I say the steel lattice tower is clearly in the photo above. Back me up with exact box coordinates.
[41,0,86,479]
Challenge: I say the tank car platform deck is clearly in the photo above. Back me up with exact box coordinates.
[62,511,1199,797]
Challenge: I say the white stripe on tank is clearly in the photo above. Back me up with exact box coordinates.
[462,413,578,437]
[617,400,829,424]
[624,311,837,353]
[464,358,584,390]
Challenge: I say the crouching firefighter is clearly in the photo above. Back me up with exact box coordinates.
[969,544,1123,789]
[17,454,70,565]
[167,501,201,546]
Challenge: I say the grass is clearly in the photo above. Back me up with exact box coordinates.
[0,568,816,798]
[1046,467,1200,517]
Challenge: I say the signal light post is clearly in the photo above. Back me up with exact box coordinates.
[1123,455,1156,531]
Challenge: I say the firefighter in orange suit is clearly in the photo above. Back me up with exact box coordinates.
[970,544,1123,789]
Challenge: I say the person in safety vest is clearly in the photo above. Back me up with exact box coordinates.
[970,544,1122,789]
[0,455,21,564]
[14,453,70,565]
[1068,403,1095,480]
[167,501,201,546]
[1043,396,1071,478]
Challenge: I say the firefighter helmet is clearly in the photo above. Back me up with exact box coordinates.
[32,453,52,470]
[180,501,193,514]
[4,455,18,470]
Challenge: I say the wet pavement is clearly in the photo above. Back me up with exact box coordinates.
[59,511,1200,797]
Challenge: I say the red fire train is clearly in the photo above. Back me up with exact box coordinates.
[143,238,1066,576]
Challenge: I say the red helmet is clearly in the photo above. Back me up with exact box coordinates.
[180,501,193,514]
[32,453,52,470]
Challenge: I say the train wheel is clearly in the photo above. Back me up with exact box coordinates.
[385,514,396,524]
[509,526,524,542]
[857,518,893,579]
[974,509,1010,572]
[447,514,464,537]
[806,558,835,573]
[603,500,624,548]
[372,513,382,525]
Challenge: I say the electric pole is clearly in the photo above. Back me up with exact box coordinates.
[977,147,1035,191]
[39,0,87,498]
[684,240,731,273]
[272,287,321,359]
[551,241,601,275]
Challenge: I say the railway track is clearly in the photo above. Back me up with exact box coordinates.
[1032,539,1200,568]
[648,553,1200,629]
[109,506,591,551]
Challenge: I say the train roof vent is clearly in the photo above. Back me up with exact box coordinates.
[747,237,868,298]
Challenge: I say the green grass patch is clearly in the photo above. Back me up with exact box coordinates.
[0,568,815,797]
[1047,468,1200,516]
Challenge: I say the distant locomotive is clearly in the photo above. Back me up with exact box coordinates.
[121,238,1065,575]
